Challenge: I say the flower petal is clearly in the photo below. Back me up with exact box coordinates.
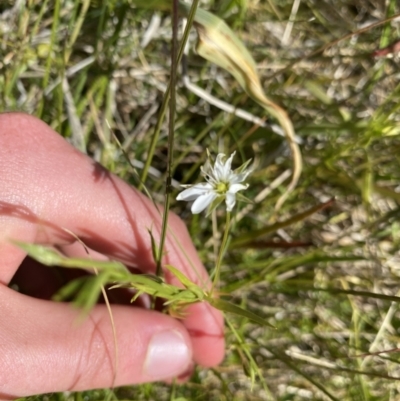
[176,183,212,201]
[228,183,248,194]
[213,153,227,181]
[225,192,236,211]
[230,170,251,184]
[221,151,235,181]
[191,191,218,214]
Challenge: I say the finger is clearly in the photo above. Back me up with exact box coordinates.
[58,243,224,366]
[0,112,224,366]
[0,285,192,399]
[0,112,204,283]
[59,243,224,367]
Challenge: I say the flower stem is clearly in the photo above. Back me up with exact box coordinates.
[212,211,231,294]
[139,0,200,189]
[155,0,179,278]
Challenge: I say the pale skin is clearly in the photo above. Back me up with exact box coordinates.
[0,113,224,399]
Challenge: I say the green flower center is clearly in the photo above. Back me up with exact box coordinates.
[216,182,229,194]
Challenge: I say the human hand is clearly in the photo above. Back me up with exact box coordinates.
[0,113,224,399]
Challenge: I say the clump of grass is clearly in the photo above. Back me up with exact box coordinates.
[3,0,400,400]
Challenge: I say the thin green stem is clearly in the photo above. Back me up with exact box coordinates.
[38,0,60,117]
[139,0,200,189]
[212,211,231,293]
[156,0,179,277]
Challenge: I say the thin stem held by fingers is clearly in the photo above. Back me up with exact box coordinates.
[212,211,231,294]
[156,0,179,278]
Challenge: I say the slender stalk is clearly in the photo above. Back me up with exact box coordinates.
[156,0,179,277]
[139,0,200,189]
[151,0,201,276]
[38,0,60,117]
[212,211,231,293]
[138,81,170,191]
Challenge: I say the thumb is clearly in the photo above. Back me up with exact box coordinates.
[0,285,192,399]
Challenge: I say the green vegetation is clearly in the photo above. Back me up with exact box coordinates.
[2,0,400,399]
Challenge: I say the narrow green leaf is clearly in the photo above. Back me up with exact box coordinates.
[15,241,65,265]
[52,276,88,302]
[208,298,275,328]
[14,241,128,271]
[164,264,195,288]
[148,228,159,265]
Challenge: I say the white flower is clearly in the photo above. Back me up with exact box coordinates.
[176,151,252,214]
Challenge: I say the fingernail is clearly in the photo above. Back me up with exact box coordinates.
[144,330,191,380]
